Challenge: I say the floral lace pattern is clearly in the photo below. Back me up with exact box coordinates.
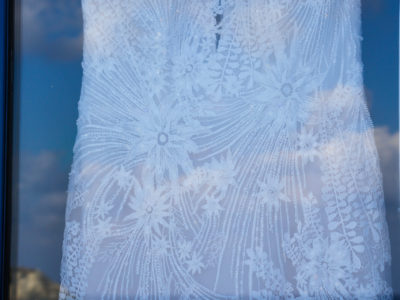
[59,0,392,299]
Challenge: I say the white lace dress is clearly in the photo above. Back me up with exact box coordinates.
[59,0,393,299]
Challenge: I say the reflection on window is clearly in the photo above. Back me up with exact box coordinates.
[9,0,399,299]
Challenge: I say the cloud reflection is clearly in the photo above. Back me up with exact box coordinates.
[374,127,399,208]
[18,151,69,281]
[21,0,83,60]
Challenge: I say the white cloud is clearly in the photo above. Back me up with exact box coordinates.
[17,150,69,281]
[374,126,399,207]
[21,0,83,60]
[14,126,399,282]
[19,151,67,193]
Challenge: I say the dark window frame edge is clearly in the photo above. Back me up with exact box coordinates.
[1,0,14,298]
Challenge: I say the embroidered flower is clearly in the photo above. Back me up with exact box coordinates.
[256,177,287,206]
[206,152,236,192]
[114,165,133,190]
[253,58,320,130]
[178,240,193,260]
[186,251,205,275]
[172,43,210,98]
[94,200,113,220]
[296,238,352,296]
[153,236,170,256]
[297,128,319,163]
[202,196,223,217]
[245,247,272,278]
[132,100,199,182]
[125,182,170,237]
[245,247,293,295]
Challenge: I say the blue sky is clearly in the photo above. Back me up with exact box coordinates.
[14,0,400,294]
[362,0,398,133]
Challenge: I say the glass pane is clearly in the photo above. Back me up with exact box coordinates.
[9,0,82,298]
[8,0,399,299]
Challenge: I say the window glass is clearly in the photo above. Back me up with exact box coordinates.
[8,0,399,299]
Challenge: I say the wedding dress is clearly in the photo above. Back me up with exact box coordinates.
[59,0,393,299]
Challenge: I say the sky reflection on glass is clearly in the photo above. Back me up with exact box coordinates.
[12,0,399,296]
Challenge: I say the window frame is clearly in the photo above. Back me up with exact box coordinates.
[1,0,14,298]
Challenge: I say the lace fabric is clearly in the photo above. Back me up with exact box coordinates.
[59,0,393,299]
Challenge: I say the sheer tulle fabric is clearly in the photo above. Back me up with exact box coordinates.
[59,1,392,299]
